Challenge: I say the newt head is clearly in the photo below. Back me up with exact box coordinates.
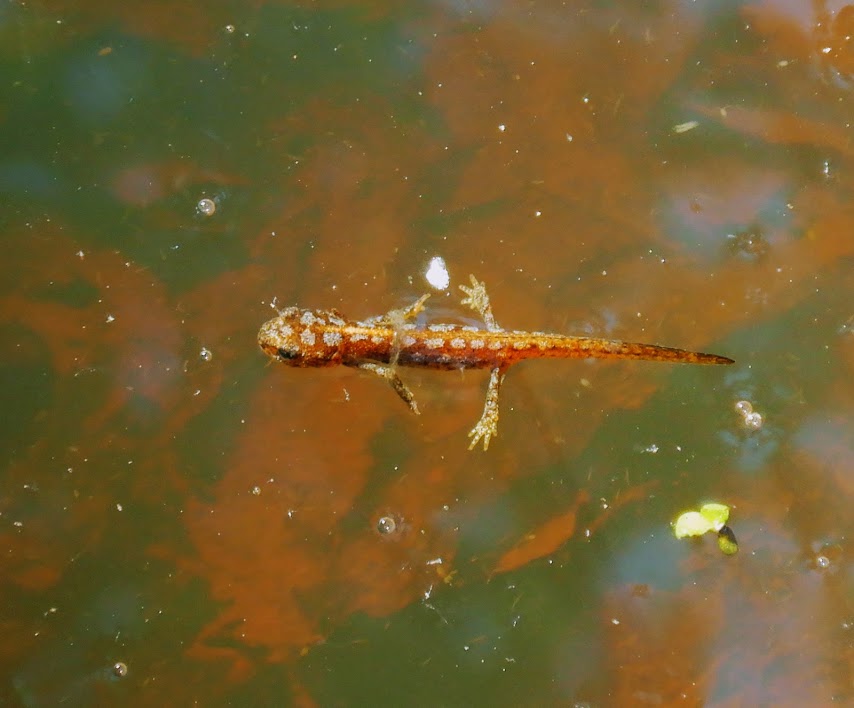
[257,307,343,367]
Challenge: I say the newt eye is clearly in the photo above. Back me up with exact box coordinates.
[277,347,298,361]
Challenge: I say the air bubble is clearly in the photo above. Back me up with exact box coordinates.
[200,347,213,362]
[196,197,216,217]
[734,400,753,415]
[743,411,764,430]
[376,516,397,535]
[735,400,764,430]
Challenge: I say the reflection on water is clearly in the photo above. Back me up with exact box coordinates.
[1,0,852,704]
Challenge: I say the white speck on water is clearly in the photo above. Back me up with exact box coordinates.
[673,120,699,134]
[425,256,450,290]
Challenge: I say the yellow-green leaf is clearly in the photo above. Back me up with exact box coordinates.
[699,503,730,530]
[674,511,714,538]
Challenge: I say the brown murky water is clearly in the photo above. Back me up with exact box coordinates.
[1,1,851,705]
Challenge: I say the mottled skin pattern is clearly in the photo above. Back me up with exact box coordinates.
[258,275,734,450]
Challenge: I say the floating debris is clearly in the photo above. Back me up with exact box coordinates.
[673,502,738,554]
[425,256,450,290]
[726,227,769,261]
[673,120,699,134]
[717,525,739,555]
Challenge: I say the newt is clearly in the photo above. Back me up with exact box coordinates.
[258,275,733,450]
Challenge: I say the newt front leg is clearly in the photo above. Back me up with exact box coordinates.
[358,362,420,415]
[357,293,430,413]
[459,274,501,332]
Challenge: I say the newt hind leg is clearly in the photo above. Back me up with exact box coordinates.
[459,274,501,332]
[468,366,506,451]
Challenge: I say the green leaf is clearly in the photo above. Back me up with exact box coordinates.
[699,503,730,531]
[673,511,714,538]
